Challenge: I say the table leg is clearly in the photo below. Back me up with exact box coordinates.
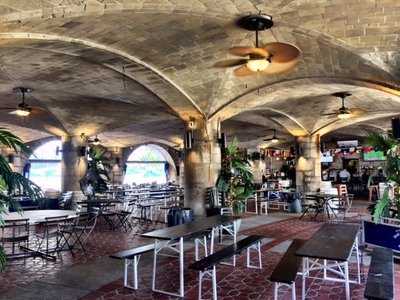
[302,258,306,300]
[344,261,350,300]
[179,237,184,297]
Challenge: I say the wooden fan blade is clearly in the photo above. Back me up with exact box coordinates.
[229,47,269,57]
[261,58,299,75]
[264,42,301,63]
[0,107,15,111]
[349,108,367,116]
[214,59,248,68]
[321,112,339,116]
[233,65,254,77]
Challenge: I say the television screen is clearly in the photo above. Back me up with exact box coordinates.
[363,150,386,161]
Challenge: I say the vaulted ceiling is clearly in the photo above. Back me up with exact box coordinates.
[0,0,398,149]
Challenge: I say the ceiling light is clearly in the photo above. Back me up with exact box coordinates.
[15,108,31,117]
[271,137,279,143]
[337,112,351,119]
[246,59,270,72]
[92,137,100,145]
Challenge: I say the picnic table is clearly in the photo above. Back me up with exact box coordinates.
[142,215,240,297]
[296,223,361,300]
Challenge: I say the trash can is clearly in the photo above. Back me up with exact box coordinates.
[288,192,302,213]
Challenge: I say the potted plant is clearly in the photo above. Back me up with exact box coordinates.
[0,128,43,270]
[363,133,400,253]
[217,138,255,215]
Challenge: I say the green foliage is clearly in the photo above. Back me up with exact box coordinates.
[0,128,43,271]
[80,144,111,195]
[217,138,255,214]
[367,132,400,221]
[373,188,390,223]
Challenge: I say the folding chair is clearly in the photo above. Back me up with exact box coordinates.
[0,218,30,260]
[59,208,99,252]
[34,215,76,258]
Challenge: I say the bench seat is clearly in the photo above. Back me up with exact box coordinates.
[110,244,155,290]
[189,235,264,300]
[364,247,394,300]
[270,239,306,300]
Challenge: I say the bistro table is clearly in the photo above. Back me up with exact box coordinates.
[2,209,77,260]
[142,215,240,297]
[2,209,77,224]
[296,223,361,300]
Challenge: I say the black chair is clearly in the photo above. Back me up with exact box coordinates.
[59,208,99,253]
[34,215,76,258]
[0,219,30,260]
[300,194,322,220]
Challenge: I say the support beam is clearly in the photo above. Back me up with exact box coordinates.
[296,135,321,193]
[61,135,87,193]
[184,119,221,216]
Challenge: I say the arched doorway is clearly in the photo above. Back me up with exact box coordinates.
[123,144,176,185]
[29,139,62,191]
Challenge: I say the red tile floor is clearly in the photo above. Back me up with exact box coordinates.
[1,212,399,300]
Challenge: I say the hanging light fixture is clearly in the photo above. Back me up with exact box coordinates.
[92,136,100,145]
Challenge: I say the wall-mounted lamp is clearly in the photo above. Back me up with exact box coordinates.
[184,130,193,150]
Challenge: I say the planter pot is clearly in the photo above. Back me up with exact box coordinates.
[288,198,302,213]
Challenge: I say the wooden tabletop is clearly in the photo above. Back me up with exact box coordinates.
[142,215,240,241]
[296,223,360,261]
[2,210,77,224]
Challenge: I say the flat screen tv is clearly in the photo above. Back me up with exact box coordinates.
[363,150,386,161]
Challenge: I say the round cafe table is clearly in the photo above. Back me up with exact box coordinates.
[1,210,77,260]
[2,209,77,224]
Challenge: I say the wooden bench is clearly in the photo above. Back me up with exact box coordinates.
[189,235,264,300]
[110,244,155,290]
[269,239,306,300]
[364,247,394,300]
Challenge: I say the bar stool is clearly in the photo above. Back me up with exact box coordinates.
[368,185,379,202]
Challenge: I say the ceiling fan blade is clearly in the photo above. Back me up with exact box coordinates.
[214,59,248,68]
[349,108,367,116]
[229,47,269,57]
[321,112,339,116]
[264,42,301,63]
[233,65,254,77]
[0,107,15,111]
[261,58,299,75]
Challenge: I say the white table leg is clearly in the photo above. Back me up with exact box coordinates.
[344,261,350,300]
[179,237,184,297]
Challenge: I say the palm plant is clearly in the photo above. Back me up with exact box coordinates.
[0,128,43,270]
[80,144,111,197]
[366,132,400,222]
[217,138,255,214]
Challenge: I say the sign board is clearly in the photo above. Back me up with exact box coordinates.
[337,140,358,148]
[364,220,400,252]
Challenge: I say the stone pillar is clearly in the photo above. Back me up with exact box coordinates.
[109,147,124,186]
[295,135,321,193]
[184,119,221,216]
[61,135,87,194]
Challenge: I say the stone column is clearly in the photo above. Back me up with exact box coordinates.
[108,147,124,186]
[184,119,221,216]
[61,135,87,194]
[295,135,321,193]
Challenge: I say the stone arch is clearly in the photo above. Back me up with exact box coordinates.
[0,32,204,121]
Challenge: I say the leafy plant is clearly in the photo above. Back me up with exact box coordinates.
[366,132,400,222]
[80,144,111,197]
[0,128,43,270]
[217,138,255,214]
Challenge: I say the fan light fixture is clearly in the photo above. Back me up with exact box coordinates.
[337,112,351,119]
[271,137,279,143]
[15,107,31,117]
[92,136,100,145]
[246,58,270,72]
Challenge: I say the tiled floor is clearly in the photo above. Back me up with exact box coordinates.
[0,204,399,300]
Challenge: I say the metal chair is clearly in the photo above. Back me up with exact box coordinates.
[0,218,30,260]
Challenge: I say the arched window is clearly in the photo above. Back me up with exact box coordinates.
[123,144,176,185]
[29,140,62,191]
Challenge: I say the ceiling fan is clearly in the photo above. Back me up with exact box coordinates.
[214,13,301,77]
[0,87,44,117]
[321,92,389,120]
[263,129,281,144]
